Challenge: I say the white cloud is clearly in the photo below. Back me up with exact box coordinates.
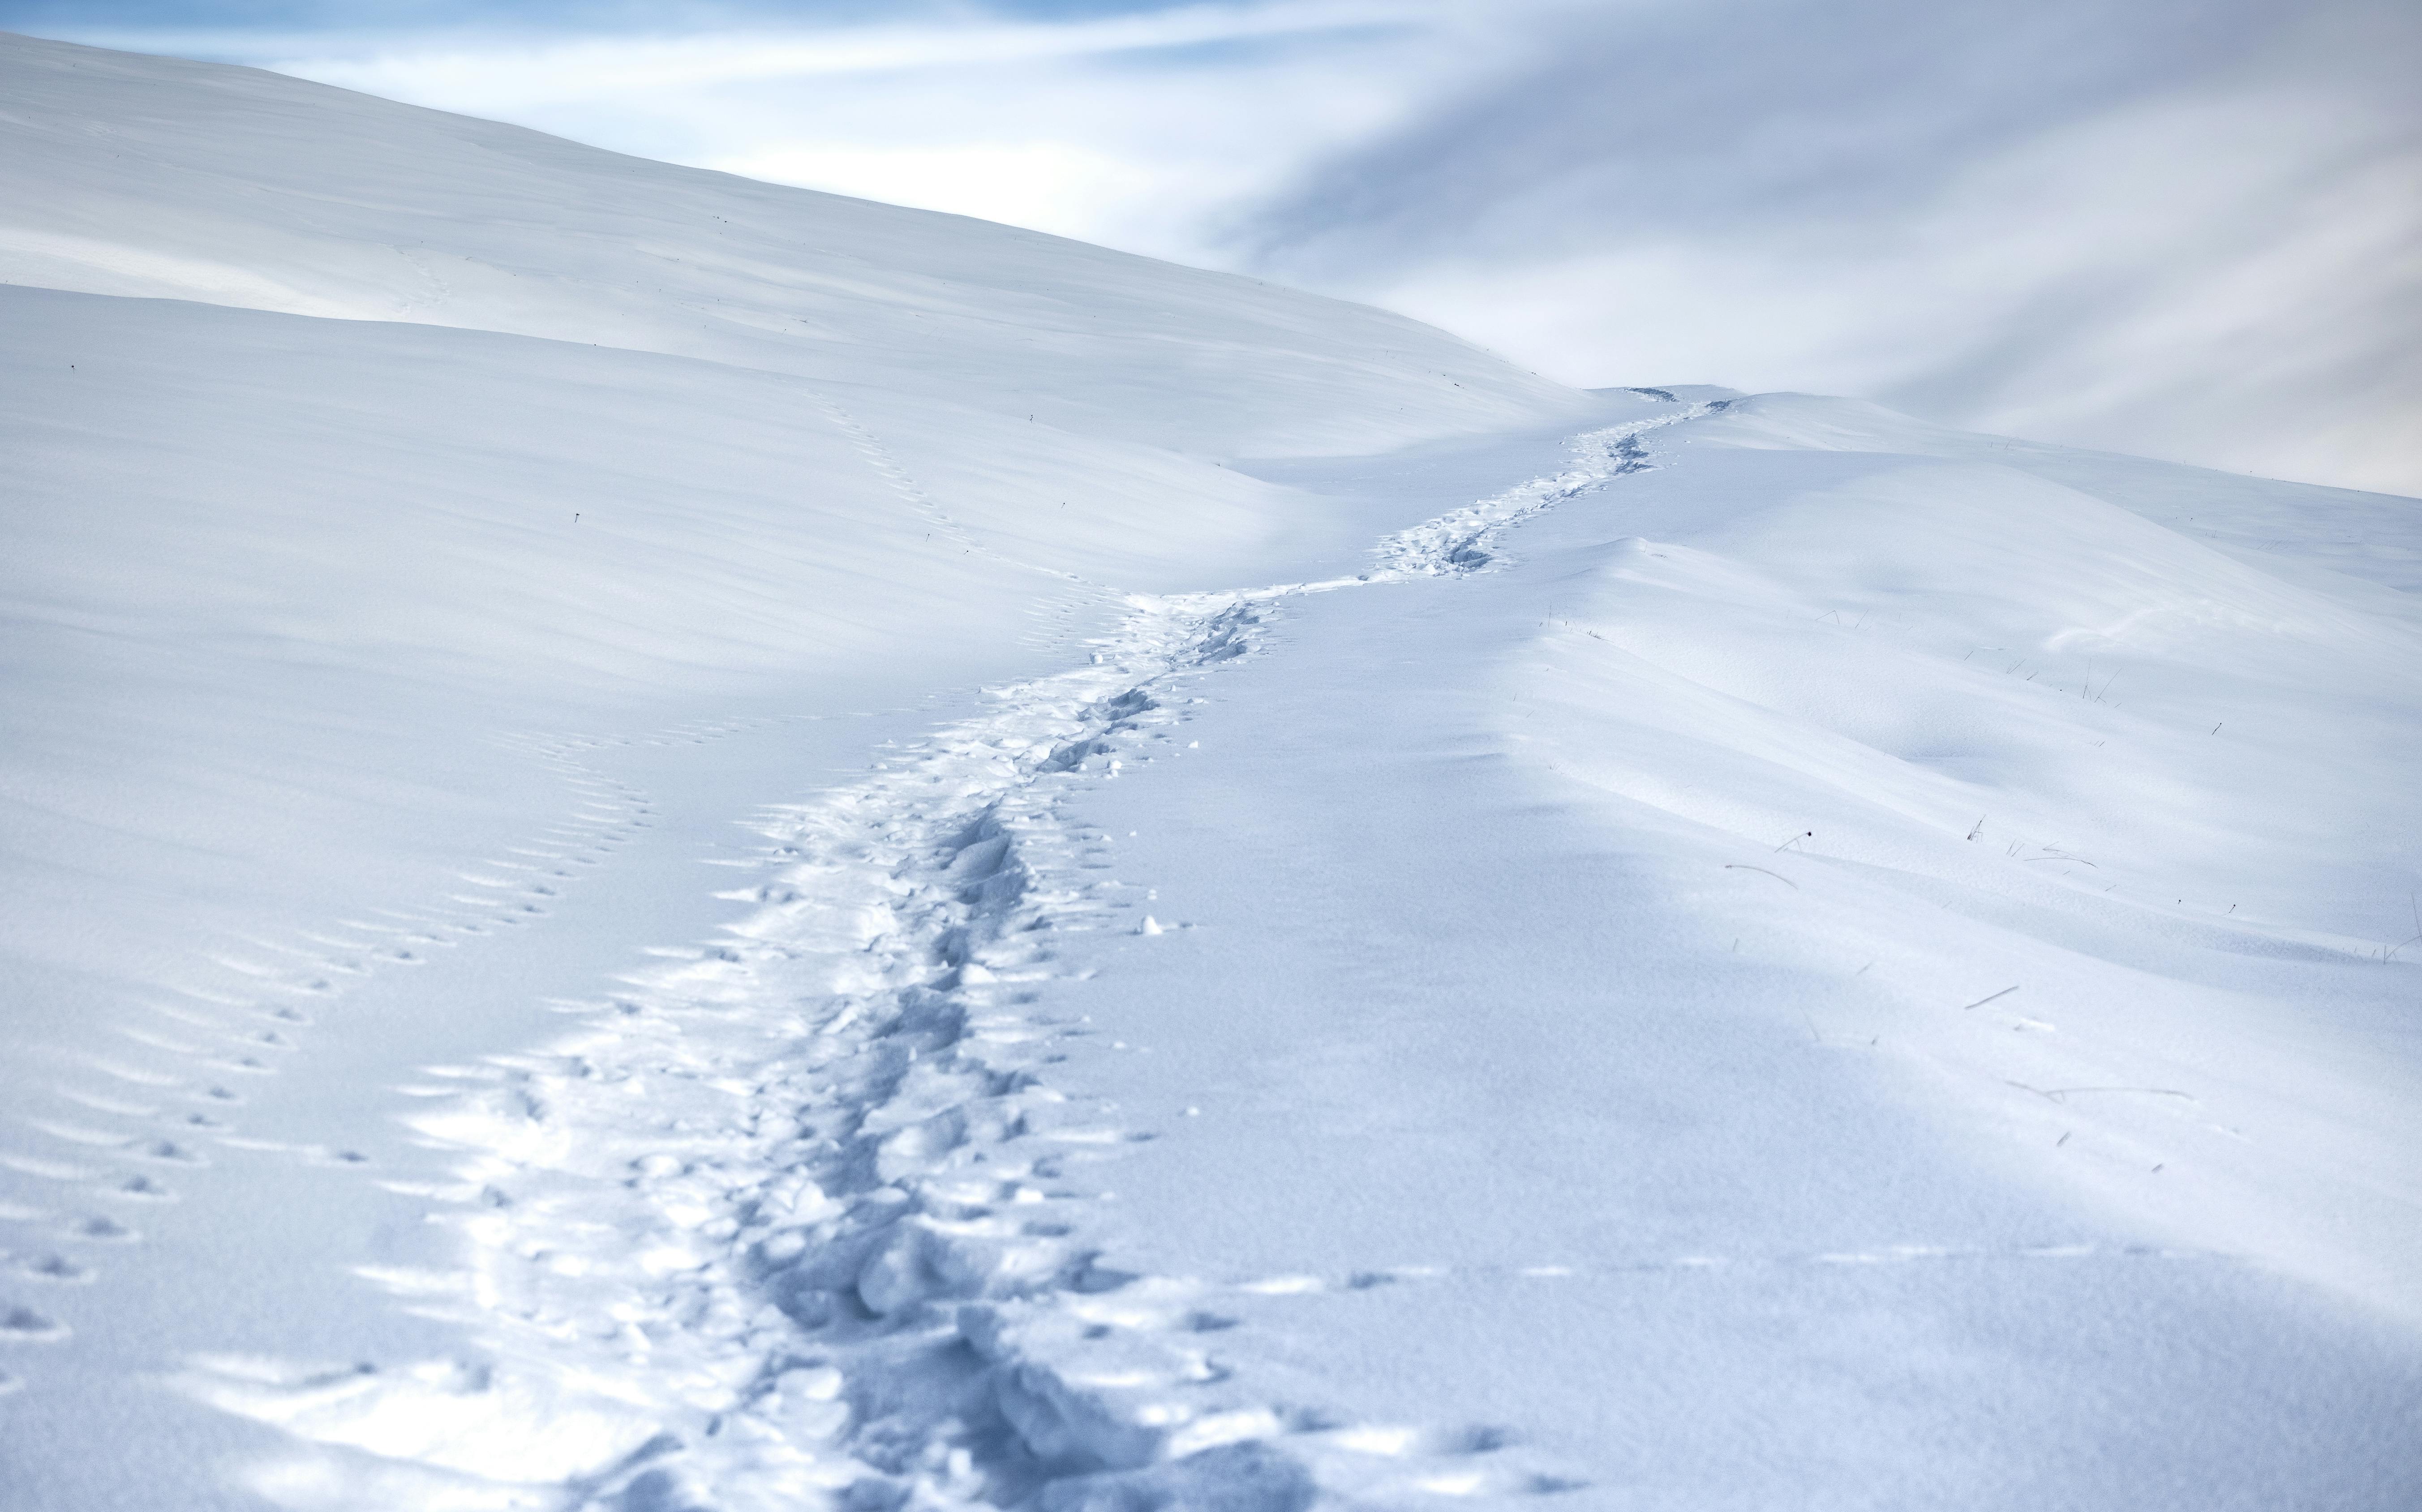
[250,2,1417,104]
[191,1,1515,258]
[708,139,1159,233]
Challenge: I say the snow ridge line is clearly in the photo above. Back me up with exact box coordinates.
[1367,405,1710,578]
[172,408,1711,1511]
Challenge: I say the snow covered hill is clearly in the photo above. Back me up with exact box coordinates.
[0,33,1585,460]
[3,30,2418,1512]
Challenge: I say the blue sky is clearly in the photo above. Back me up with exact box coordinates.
[9,0,2416,491]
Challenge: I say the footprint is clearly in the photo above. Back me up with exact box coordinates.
[1332,1422,1511,1457]
[11,1253,94,1284]
[0,1305,69,1341]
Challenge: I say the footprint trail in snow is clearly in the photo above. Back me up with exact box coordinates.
[175,408,1716,1510]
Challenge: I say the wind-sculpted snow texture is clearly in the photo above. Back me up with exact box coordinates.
[157,416,1704,1509]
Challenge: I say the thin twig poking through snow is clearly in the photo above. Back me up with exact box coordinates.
[2386,895,2422,961]
[1725,865,1799,890]
[2006,1083,2196,1104]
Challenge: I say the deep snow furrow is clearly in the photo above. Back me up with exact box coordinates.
[174,409,1713,1510]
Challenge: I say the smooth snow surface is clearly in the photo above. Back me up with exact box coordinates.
[4,31,2421,1512]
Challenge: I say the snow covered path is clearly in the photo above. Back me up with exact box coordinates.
[54,398,2409,1510]
[142,410,1710,1510]
[1035,412,2422,1507]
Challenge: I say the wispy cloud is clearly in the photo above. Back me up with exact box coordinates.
[1232,0,2422,493]
[229,2,1426,101]
[32,1,1517,254]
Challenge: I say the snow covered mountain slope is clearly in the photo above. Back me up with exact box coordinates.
[2,277,1288,1143]
[3,29,2419,1512]
[0,31,1599,1509]
[0,31,1588,459]
[1019,395,2422,1506]
[116,394,2418,1512]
